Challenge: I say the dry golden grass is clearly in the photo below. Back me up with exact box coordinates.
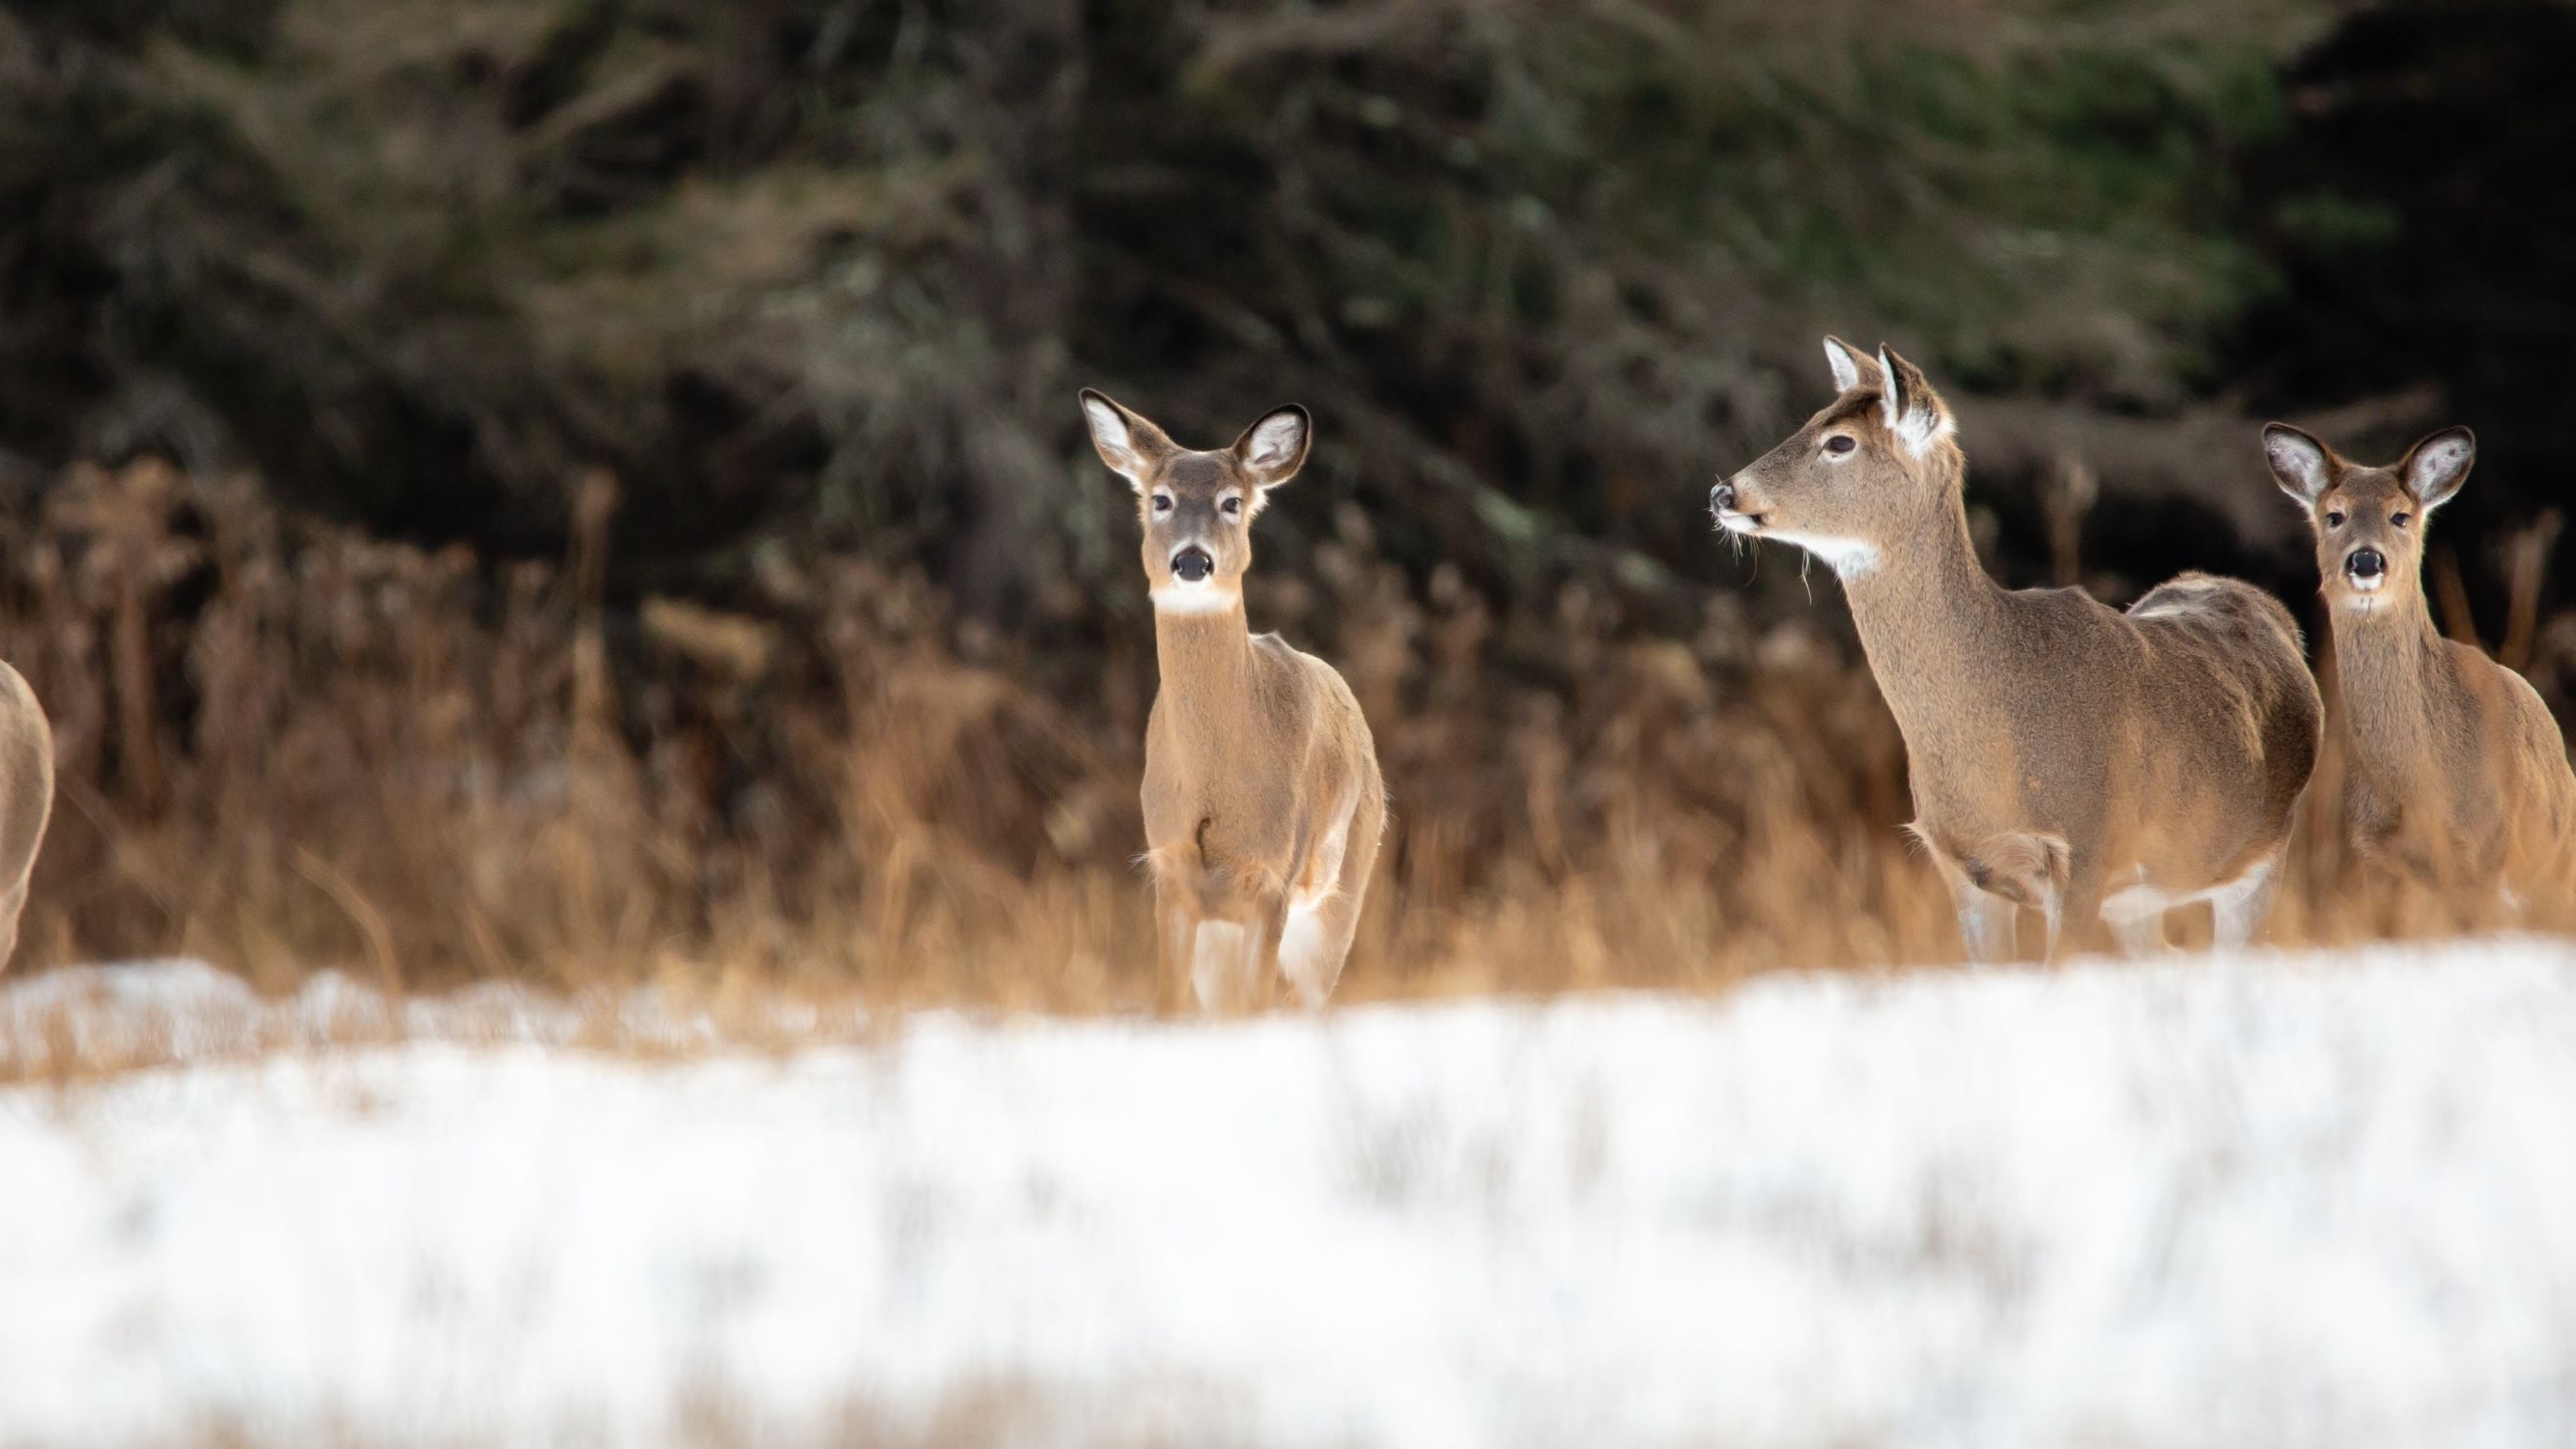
[0,459,2563,1048]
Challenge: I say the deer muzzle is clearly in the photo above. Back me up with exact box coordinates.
[1170,547,1215,583]
[1710,479,1764,533]
[2344,548,2387,589]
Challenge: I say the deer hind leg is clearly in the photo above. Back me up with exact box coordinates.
[2098,866,2171,956]
[1280,782,1384,1008]
[2208,853,2281,951]
[2104,907,2169,956]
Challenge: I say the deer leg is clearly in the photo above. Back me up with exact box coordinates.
[1190,918,1254,1011]
[2106,909,2168,956]
[2099,870,2172,956]
[1233,882,1288,1011]
[1280,892,1347,1008]
[2048,858,2105,964]
[1153,878,1203,1012]
[1186,858,1286,1013]
[1281,784,1383,1008]
[1924,845,2015,964]
[1952,885,2020,964]
[2209,854,2280,951]
[0,878,24,972]
[1943,831,2078,964]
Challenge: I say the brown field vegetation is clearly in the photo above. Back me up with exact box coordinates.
[0,460,2565,1026]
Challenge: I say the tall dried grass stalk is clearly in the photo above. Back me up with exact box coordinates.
[0,464,2562,1010]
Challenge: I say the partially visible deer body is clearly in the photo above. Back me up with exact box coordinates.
[0,661,52,971]
[1713,340,2322,960]
[2264,424,2576,908]
[1081,389,1386,1009]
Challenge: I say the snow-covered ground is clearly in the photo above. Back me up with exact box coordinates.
[5,945,2576,1448]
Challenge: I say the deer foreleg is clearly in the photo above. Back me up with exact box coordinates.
[1153,877,1202,1012]
[1955,888,2020,964]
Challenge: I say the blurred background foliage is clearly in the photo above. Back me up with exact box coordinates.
[5,0,2425,621]
[5,0,2576,984]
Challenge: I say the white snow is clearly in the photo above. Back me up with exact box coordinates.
[0,959,860,1076]
[5,942,2576,1447]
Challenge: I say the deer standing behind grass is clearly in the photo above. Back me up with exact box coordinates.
[1081,390,1386,1009]
[1712,339,2322,960]
[0,662,51,970]
[2264,424,2576,910]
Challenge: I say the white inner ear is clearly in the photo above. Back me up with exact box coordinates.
[1825,340,1863,393]
[1243,412,1305,475]
[1085,400,1146,485]
[2412,437,2473,509]
[1890,405,1950,457]
[2265,435,2329,505]
[1876,351,1947,457]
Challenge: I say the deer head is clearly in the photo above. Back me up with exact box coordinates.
[1082,389,1311,613]
[2265,423,2475,620]
[1710,338,1961,580]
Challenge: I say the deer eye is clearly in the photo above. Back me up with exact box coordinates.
[1824,435,1856,455]
[1222,496,1243,517]
[2391,511,2411,528]
[1151,494,1174,514]
[2325,510,2345,527]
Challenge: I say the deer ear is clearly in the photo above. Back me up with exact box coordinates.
[2261,423,2334,510]
[1080,388,1176,492]
[1874,345,1951,457]
[1823,336,1879,394]
[2399,426,2475,512]
[1231,405,1311,490]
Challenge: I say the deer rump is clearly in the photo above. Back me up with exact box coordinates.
[1902,571,2319,950]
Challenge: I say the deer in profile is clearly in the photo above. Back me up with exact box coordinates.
[0,661,51,971]
[1712,339,2322,959]
[2263,423,2576,909]
[1080,389,1386,1009]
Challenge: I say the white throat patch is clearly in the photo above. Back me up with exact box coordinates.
[1763,529,1881,580]
[1152,582,1241,615]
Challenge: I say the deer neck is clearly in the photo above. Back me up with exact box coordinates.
[2328,593,2447,792]
[1835,490,2007,748]
[1153,596,1257,753]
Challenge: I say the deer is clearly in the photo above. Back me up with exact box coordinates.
[0,660,51,972]
[1080,389,1386,1009]
[2263,423,2576,911]
[1711,339,2322,960]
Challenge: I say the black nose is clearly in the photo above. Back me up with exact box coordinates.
[1710,482,1736,515]
[1171,547,1213,582]
[2346,548,2386,580]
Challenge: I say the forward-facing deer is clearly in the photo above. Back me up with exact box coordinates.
[2263,423,2576,907]
[1081,389,1386,1009]
[1712,339,2322,959]
[0,661,52,971]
